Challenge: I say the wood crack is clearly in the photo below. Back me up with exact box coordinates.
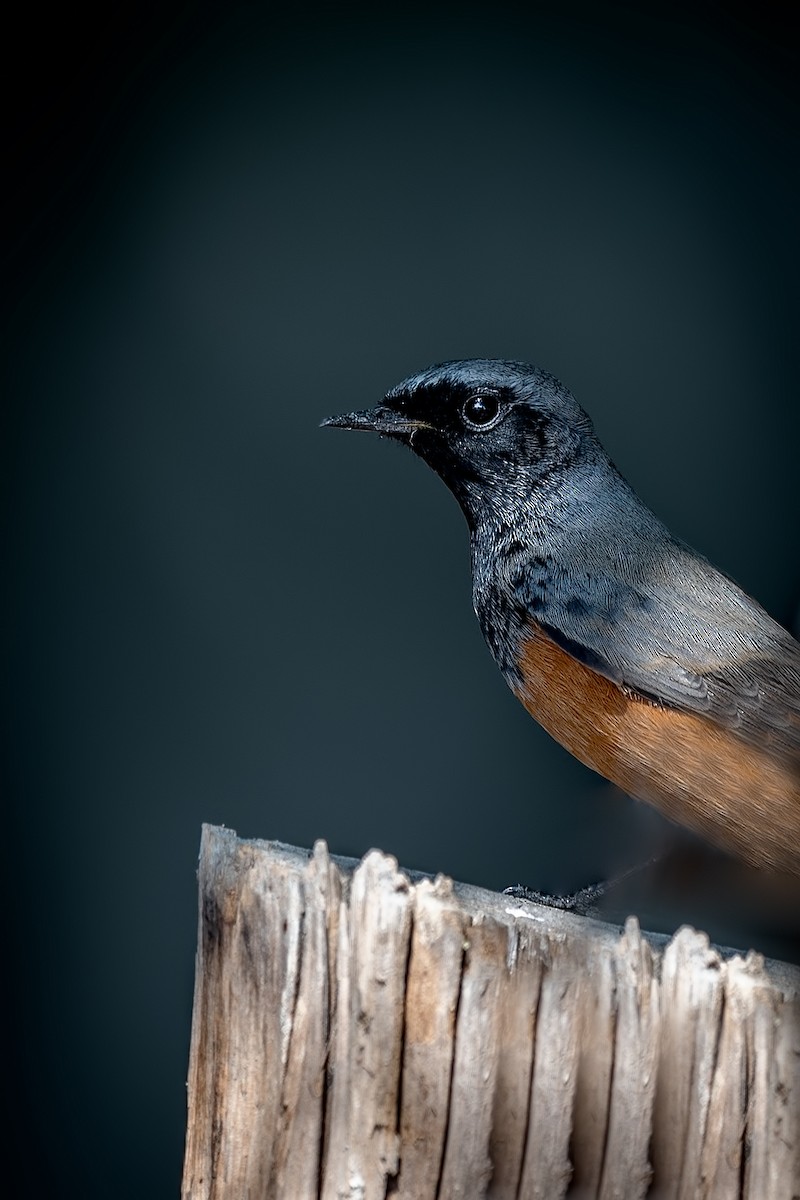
[182,827,800,1200]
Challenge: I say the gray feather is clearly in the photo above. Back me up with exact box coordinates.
[495,452,800,762]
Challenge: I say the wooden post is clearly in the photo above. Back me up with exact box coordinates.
[182,824,800,1200]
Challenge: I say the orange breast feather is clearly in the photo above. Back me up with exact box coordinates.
[513,624,800,875]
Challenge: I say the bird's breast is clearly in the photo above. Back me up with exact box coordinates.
[510,622,800,876]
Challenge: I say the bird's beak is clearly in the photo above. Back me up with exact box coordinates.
[321,405,429,436]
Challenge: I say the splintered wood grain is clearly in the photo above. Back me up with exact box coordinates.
[183,827,800,1200]
[744,969,800,1199]
[570,943,615,1199]
[391,877,466,1200]
[182,830,307,1200]
[651,927,726,1198]
[269,841,340,1196]
[320,850,413,1200]
[596,918,659,1200]
[517,936,583,1199]
[319,891,353,1200]
[768,989,800,1198]
[699,955,752,1198]
[437,918,508,1198]
[487,925,543,1199]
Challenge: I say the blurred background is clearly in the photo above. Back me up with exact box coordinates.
[4,2,799,1193]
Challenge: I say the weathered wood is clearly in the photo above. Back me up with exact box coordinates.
[183,825,800,1200]
[322,851,412,1200]
[393,877,465,1199]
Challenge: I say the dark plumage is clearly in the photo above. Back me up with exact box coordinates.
[324,359,800,873]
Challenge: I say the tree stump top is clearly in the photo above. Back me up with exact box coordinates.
[183,825,799,1200]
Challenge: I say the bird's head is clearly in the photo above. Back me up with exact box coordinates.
[323,359,598,529]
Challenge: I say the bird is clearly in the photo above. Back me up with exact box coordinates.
[323,360,800,876]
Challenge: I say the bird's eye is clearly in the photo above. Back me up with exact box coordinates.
[461,393,502,430]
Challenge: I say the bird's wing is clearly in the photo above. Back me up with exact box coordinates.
[534,550,800,764]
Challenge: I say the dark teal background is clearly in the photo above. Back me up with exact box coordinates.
[4,4,799,1193]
